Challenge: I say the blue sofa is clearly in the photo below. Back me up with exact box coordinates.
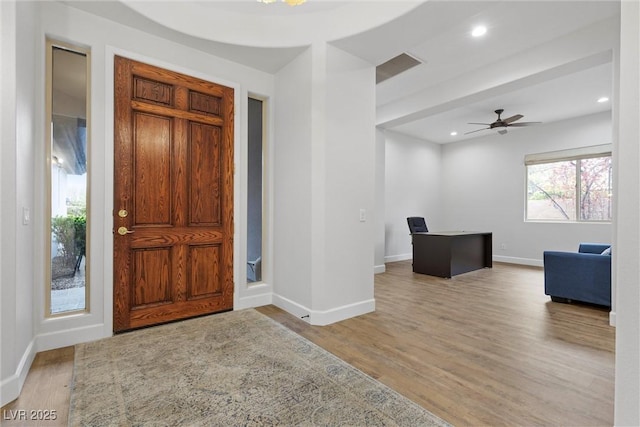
[543,243,611,307]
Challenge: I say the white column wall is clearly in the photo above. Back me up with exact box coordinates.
[1,0,19,405]
[374,128,386,273]
[614,1,640,424]
[309,43,328,318]
[0,0,5,393]
[273,43,376,325]
[15,0,37,385]
[319,45,376,314]
[273,48,314,312]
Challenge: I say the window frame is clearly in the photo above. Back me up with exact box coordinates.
[524,144,612,223]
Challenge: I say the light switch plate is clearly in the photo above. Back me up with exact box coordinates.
[23,207,30,225]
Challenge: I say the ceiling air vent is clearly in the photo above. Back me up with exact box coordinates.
[376,53,422,84]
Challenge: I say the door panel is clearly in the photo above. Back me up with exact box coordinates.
[188,244,221,298]
[189,123,221,225]
[134,113,172,225]
[132,248,172,308]
[114,56,234,332]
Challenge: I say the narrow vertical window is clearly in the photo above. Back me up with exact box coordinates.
[46,40,90,315]
[247,98,263,283]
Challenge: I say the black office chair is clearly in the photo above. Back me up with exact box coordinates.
[407,217,428,234]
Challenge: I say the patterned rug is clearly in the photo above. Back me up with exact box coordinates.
[69,309,450,426]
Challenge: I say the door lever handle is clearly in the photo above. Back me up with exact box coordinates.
[117,226,135,235]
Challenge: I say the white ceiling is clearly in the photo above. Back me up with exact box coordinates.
[388,61,613,143]
[120,1,420,47]
[65,0,619,144]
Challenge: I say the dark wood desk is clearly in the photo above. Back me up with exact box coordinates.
[411,231,492,278]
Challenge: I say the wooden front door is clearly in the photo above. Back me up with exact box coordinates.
[113,56,234,332]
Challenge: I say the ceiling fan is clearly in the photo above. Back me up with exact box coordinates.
[465,109,541,135]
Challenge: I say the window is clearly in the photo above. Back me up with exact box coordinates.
[247,97,264,283]
[46,40,90,316]
[525,145,612,222]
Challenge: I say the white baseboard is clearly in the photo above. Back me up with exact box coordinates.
[609,311,616,327]
[493,255,543,267]
[272,293,375,326]
[271,293,311,322]
[385,254,542,267]
[234,292,273,310]
[36,324,109,353]
[0,339,36,407]
[309,299,375,326]
[385,253,412,263]
[374,264,386,274]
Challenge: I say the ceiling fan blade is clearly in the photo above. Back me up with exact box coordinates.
[508,121,541,127]
[467,122,491,125]
[464,127,490,135]
[502,114,523,124]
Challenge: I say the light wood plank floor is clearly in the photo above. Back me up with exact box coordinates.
[2,261,614,426]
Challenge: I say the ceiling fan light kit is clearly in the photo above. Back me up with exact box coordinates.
[465,108,542,135]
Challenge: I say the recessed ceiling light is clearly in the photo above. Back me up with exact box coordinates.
[597,97,609,103]
[472,25,487,37]
[450,131,458,136]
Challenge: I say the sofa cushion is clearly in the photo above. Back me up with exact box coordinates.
[601,247,612,256]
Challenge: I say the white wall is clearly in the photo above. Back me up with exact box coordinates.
[384,131,443,262]
[441,111,612,265]
[0,0,38,407]
[321,45,376,312]
[383,112,612,266]
[614,1,640,424]
[1,0,19,404]
[273,43,376,324]
[273,47,314,311]
[374,128,386,272]
[0,0,6,399]
[14,0,37,386]
[36,0,276,336]
[2,0,277,406]
[2,1,637,420]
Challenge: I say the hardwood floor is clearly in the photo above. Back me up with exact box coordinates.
[2,261,614,426]
[1,346,74,426]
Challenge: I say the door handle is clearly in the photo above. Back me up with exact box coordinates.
[117,226,135,236]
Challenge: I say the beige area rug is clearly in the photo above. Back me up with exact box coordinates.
[69,309,449,426]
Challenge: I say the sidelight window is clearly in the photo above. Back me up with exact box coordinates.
[247,97,264,283]
[46,40,90,316]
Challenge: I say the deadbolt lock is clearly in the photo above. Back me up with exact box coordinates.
[118,209,128,218]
